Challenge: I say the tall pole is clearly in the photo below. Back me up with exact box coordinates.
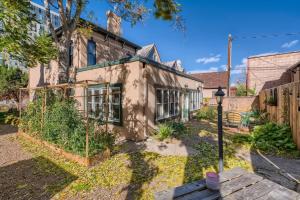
[218,102,224,172]
[227,34,232,97]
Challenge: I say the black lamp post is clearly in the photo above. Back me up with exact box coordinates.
[215,86,225,173]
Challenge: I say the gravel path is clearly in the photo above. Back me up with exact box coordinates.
[0,125,77,200]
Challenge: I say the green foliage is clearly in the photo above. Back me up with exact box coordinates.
[156,123,174,140]
[0,65,28,102]
[4,113,19,126]
[20,94,115,157]
[236,83,256,96]
[0,0,57,67]
[196,106,217,121]
[232,123,299,157]
[265,96,277,106]
[251,123,296,152]
[155,121,188,140]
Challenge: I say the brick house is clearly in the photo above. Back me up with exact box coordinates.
[191,71,228,98]
[29,11,204,140]
[246,51,300,95]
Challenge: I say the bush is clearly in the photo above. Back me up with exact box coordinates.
[155,121,188,140]
[196,106,216,121]
[156,123,174,141]
[19,95,115,157]
[232,122,299,157]
[251,123,296,152]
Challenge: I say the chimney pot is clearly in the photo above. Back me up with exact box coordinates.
[106,10,122,36]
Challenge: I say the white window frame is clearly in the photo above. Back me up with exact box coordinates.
[87,85,121,124]
[156,88,180,121]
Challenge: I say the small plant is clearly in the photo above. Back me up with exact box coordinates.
[196,106,216,121]
[156,123,174,140]
[265,96,277,106]
[5,114,19,126]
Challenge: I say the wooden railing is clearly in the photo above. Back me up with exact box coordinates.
[259,81,300,149]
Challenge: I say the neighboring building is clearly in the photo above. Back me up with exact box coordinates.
[246,51,300,95]
[29,11,203,140]
[191,71,228,98]
[0,1,60,69]
[287,61,300,82]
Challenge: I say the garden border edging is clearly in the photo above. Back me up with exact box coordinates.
[17,131,110,167]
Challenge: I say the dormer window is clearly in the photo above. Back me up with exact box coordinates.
[87,39,96,66]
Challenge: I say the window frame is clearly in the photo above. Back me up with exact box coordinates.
[155,88,180,121]
[86,83,122,126]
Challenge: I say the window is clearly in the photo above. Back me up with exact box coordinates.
[156,88,180,120]
[87,84,122,124]
[190,90,201,111]
[87,39,96,65]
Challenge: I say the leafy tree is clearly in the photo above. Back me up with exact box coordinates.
[43,0,183,82]
[0,0,58,67]
[236,83,256,96]
[0,66,28,104]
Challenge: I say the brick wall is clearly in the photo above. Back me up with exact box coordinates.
[208,96,258,112]
[247,51,300,95]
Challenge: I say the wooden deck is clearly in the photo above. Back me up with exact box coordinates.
[154,167,300,200]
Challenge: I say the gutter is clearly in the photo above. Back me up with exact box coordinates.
[77,56,204,83]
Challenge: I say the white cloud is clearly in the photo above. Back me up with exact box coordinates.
[196,54,221,64]
[281,40,299,48]
[188,67,219,74]
[220,64,227,71]
[231,58,247,75]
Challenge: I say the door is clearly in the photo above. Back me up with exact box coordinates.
[182,92,189,121]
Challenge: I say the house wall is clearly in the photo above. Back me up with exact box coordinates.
[247,51,300,95]
[203,88,227,98]
[74,31,137,69]
[76,61,203,140]
[29,29,138,88]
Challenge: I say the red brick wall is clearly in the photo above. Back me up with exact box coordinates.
[247,52,300,94]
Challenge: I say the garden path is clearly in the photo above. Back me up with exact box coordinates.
[0,125,77,200]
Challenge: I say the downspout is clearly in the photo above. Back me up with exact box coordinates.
[142,62,148,139]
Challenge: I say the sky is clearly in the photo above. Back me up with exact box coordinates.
[33,0,300,85]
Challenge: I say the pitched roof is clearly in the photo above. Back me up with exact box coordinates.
[54,18,141,50]
[137,44,161,62]
[191,71,228,89]
[163,60,185,72]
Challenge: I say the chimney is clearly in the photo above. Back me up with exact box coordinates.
[106,10,121,36]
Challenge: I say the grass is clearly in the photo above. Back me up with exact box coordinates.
[17,132,251,200]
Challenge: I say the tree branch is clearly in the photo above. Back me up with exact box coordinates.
[57,0,67,30]
[44,0,59,44]
[70,0,85,29]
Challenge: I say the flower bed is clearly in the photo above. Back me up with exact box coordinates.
[18,131,110,166]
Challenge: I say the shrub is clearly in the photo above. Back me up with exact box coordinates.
[155,121,188,140]
[19,95,115,157]
[156,123,174,140]
[251,123,296,152]
[232,122,299,157]
[196,106,216,121]
[5,114,19,126]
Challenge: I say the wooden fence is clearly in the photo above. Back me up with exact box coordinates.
[258,81,300,149]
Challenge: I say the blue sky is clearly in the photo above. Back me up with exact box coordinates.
[34,0,300,85]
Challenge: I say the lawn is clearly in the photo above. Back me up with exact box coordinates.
[17,124,252,200]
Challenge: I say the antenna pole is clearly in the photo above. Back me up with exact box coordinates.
[227,34,232,96]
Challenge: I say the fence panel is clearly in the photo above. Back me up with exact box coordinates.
[259,82,300,150]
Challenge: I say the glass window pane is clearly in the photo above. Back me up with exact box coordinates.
[112,88,120,104]
[169,90,174,103]
[88,89,92,102]
[163,103,169,117]
[156,89,162,104]
[163,90,168,103]
[157,104,163,118]
[112,105,120,121]
[170,103,175,116]
[94,89,100,102]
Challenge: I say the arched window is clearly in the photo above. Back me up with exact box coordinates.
[87,39,96,65]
